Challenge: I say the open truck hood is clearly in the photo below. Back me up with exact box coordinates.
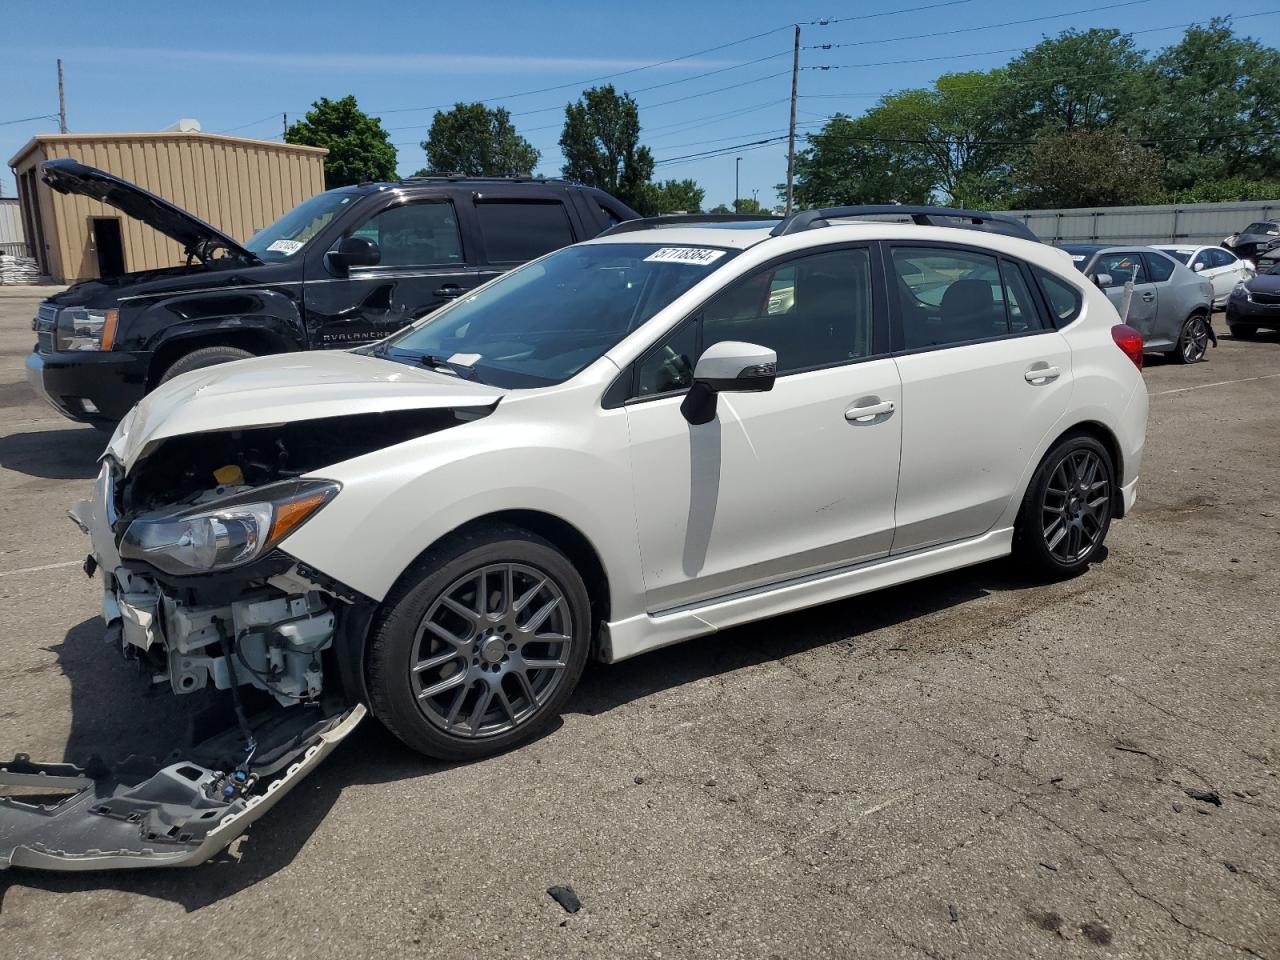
[107,350,505,472]
[42,158,259,264]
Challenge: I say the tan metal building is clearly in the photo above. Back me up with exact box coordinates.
[8,131,328,283]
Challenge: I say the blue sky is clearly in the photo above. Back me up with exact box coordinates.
[4,0,1279,210]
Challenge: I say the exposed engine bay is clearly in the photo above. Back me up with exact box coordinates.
[2,405,486,871]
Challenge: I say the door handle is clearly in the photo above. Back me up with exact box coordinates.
[1141,292,1155,302]
[434,284,464,298]
[845,398,895,422]
[1024,364,1061,385]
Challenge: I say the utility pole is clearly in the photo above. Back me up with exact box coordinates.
[282,112,288,138]
[735,156,741,212]
[57,59,67,133]
[784,24,800,214]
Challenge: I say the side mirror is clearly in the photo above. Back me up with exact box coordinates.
[326,235,381,273]
[1193,261,1205,272]
[1093,273,1113,288]
[680,341,777,425]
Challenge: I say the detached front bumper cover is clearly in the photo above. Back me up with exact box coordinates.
[0,703,363,872]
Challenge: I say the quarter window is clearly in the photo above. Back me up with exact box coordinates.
[351,201,463,267]
[477,201,575,262]
[1143,252,1176,283]
[1034,268,1083,326]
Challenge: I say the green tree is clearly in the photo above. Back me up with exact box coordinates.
[417,103,539,177]
[1003,29,1149,137]
[732,197,768,214]
[1133,19,1280,190]
[284,95,397,188]
[634,178,705,215]
[708,203,733,214]
[1016,128,1163,208]
[560,85,654,210]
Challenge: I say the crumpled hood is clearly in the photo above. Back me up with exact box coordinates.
[107,351,503,471]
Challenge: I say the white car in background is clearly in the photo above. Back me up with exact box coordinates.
[1154,244,1255,308]
[3,205,1149,872]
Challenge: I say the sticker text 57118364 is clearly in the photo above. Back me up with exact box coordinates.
[643,247,727,266]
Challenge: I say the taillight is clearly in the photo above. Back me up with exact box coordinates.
[1111,324,1143,370]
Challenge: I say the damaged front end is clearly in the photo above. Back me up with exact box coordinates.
[2,408,483,871]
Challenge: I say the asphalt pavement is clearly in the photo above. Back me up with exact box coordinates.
[0,289,1276,959]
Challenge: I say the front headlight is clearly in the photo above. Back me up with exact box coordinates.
[120,480,339,575]
[1231,284,1249,300]
[55,307,118,351]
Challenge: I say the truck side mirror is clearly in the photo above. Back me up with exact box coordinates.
[326,236,381,273]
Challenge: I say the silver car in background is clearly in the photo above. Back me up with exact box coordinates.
[1062,245,1215,363]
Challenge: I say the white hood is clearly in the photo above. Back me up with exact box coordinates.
[106,351,503,471]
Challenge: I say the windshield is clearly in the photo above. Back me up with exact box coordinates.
[1164,249,1192,264]
[380,242,736,387]
[244,190,362,261]
[1243,222,1279,235]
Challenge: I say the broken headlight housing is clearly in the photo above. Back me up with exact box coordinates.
[120,480,339,576]
[55,307,118,351]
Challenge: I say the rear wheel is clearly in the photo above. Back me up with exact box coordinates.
[1228,323,1258,340]
[158,345,255,384]
[1174,314,1210,363]
[1014,435,1114,579]
[366,524,592,760]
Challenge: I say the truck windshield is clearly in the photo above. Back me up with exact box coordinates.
[380,242,736,387]
[244,190,361,262]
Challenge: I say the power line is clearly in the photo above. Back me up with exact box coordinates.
[806,0,1153,52]
[216,112,291,135]
[809,0,976,26]
[0,113,59,127]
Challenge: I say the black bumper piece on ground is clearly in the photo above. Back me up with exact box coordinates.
[0,703,363,872]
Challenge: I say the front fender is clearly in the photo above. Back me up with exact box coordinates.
[139,287,306,354]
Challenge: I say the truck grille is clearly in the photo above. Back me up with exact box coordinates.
[1252,290,1280,306]
[34,303,57,352]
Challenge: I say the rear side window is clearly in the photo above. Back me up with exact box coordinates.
[1034,268,1083,326]
[1143,252,1176,283]
[890,247,1015,349]
[476,201,575,263]
[1209,247,1236,267]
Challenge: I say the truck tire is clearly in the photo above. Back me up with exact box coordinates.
[158,345,256,384]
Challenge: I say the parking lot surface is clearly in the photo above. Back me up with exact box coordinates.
[0,287,1276,959]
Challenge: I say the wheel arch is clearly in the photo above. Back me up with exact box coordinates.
[147,327,297,389]
[1041,420,1126,518]
[381,508,614,657]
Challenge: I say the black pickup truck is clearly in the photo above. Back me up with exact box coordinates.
[27,159,637,428]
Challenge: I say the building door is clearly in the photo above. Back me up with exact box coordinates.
[91,218,125,278]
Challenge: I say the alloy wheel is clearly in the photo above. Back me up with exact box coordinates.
[1182,317,1209,362]
[1041,450,1111,564]
[409,562,573,739]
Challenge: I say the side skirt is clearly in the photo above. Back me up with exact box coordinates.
[601,528,1014,663]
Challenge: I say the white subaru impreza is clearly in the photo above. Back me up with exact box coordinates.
[4,207,1149,870]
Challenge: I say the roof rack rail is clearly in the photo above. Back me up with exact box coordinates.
[399,174,570,184]
[771,205,1039,241]
[600,213,783,237]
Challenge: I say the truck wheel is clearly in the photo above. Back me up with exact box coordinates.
[1228,323,1257,340]
[366,523,592,760]
[158,345,255,384]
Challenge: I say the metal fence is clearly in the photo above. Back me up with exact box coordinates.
[1000,200,1280,246]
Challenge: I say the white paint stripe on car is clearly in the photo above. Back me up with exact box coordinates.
[1151,372,1280,397]
[0,560,82,578]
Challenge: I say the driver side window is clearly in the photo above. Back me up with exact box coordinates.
[350,200,464,267]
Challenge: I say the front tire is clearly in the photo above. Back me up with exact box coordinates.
[366,524,592,760]
[158,345,255,383]
[1014,435,1114,579]
[1174,314,1210,364]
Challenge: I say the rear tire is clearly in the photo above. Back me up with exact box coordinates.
[366,523,592,760]
[1228,323,1257,340]
[1174,314,1210,364]
[158,345,255,384]
[1014,434,1115,579]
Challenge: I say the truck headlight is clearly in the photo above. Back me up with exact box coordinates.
[55,307,118,351]
[1231,284,1249,300]
[120,480,339,575]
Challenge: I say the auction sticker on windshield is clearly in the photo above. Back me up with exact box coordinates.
[267,239,305,255]
[643,247,727,266]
